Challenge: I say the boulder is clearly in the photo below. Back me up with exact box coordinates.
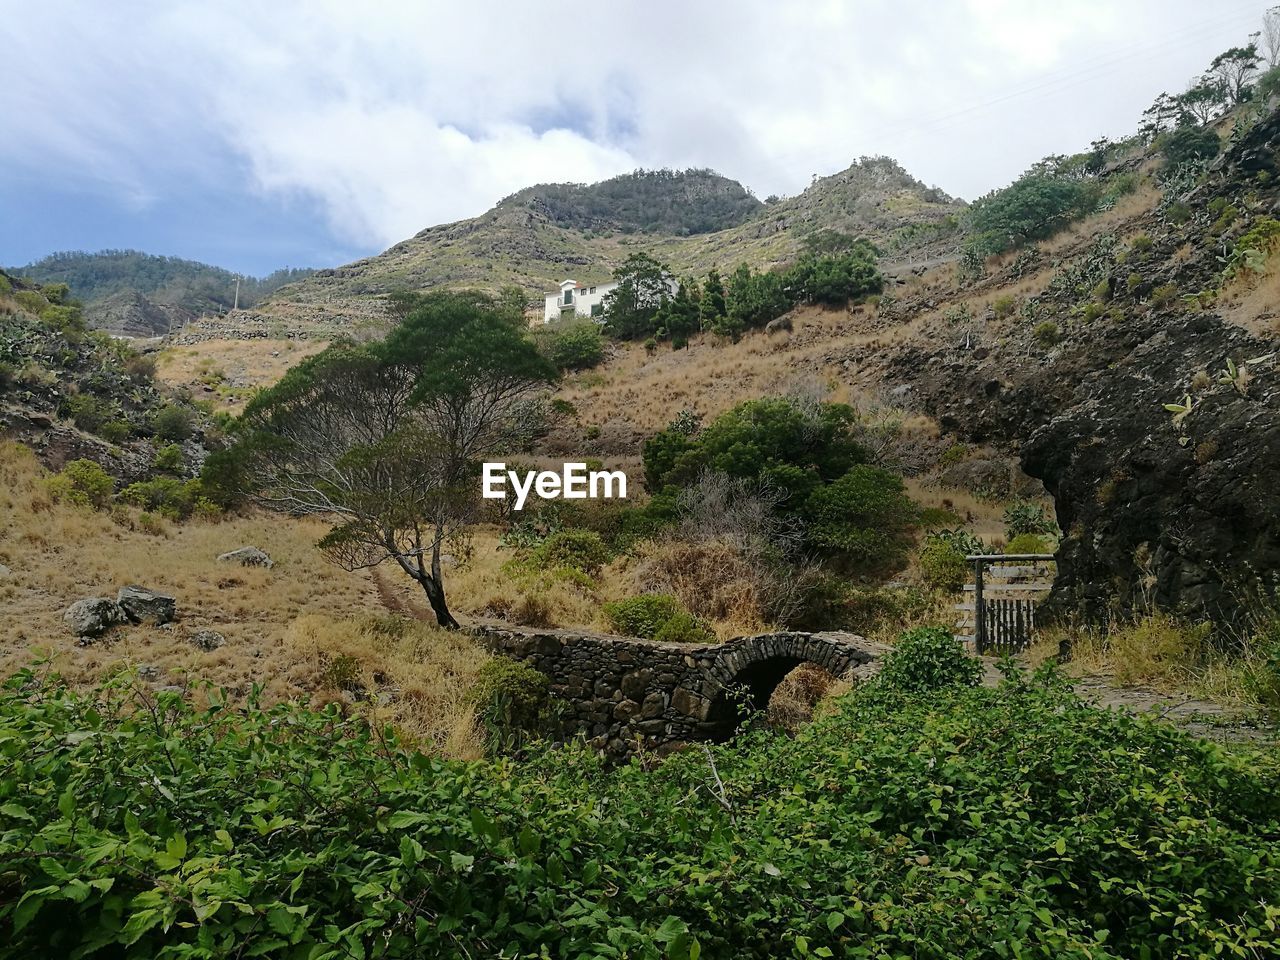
[0,563,10,578]
[189,629,226,651]
[217,546,273,568]
[64,598,128,638]
[116,585,177,625]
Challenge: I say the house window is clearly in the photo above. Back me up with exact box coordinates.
[589,286,596,294]
[590,303,603,318]
[563,289,573,305]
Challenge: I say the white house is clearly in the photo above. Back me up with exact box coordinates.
[542,279,617,324]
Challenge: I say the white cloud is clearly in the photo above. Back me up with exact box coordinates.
[0,0,1269,255]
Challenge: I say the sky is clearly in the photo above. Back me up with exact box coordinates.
[0,0,1270,276]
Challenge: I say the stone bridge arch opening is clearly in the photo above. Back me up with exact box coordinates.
[704,656,828,740]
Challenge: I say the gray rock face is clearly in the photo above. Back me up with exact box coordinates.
[217,546,273,568]
[189,630,226,651]
[64,598,128,638]
[116,585,177,625]
[0,563,10,578]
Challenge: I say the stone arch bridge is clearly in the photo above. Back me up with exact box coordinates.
[473,625,885,759]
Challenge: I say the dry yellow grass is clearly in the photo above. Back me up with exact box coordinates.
[0,442,490,755]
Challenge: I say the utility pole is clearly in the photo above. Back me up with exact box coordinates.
[233,277,240,312]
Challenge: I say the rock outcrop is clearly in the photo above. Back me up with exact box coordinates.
[116,586,177,625]
[64,598,128,639]
[217,546,273,568]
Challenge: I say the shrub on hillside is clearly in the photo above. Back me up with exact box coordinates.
[918,536,971,592]
[151,404,194,442]
[1003,500,1056,540]
[603,593,713,642]
[1005,532,1052,554]
[967,172,1092,256]
[528,529,611,576]
[876,625,983,693]
[1160,125,1221,166]
[59,394,116,433]
[45,459,113,509]
[801,465,918,569]
[119,477,215,521]
[542,321,605,371]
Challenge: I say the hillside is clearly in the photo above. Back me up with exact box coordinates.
[13,250,314,337]
[496,167,764,235]
[231,157,963,338]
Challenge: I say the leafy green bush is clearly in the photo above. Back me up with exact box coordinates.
[801,465,918,568]
[1244,612,1280,713]
[119,477,211,521]
[1005,533,1052,554]
[1033,320,1061,346]
[1160,125,1221,166]
[918,536,971,592]
[528,529,611,576]
[1003,500,1056,539]
[652,609,716,644]
[876,626,982,693]
[604,594,684,639]
[967,172,1091,256]
[151,404,194,442]
[3,666,1280,958]
[45,459,113,509]
[543,322,605,371]
[152,443,184,474]
[468,657,552,752]
[59,394,116,433]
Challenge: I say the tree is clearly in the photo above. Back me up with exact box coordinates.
[966,173,1091,255]
[1209,44,1261,105]
[1264,8,1280,68]
[655,282,700,349]
[725,263,789,330]
[601,253,675,339]
[1177,78,1229,125]
[699,267,727,330]
[1141,92,1181,142]
[235,292,556,627]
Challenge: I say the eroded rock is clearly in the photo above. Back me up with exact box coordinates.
[117,585,177,625]
[64,598,128,639]
[217,546,273,568]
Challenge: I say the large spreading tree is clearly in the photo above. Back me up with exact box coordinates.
[235,291,556,627]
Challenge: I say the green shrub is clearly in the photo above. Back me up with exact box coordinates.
[1032,320,1061,346]
[12,290,47,315]
[1128,233,1153,254]
[3,667,1280,957]
[543,322,605,371]
[528,529,610,576]
[604,594,683,639]
[468,657,552,752]
[118,477,207,520]
[100,419,132,445]
[60,394,115,433]
[918,537,970,592]
[1005,533,1052,554]
[801,465,918,569]
[1003,500,1056,539]
[151,404,194,442]
[652,609,716,644]
[877,625,982,693]
[991,294,1016,318]
[966,171,1091,256]
[46,459,113,509]
[152,443,184,474]
[0,273,10,294]
[1160,125,1221,166]
[318,654,363,692]
[0,361,16,390]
